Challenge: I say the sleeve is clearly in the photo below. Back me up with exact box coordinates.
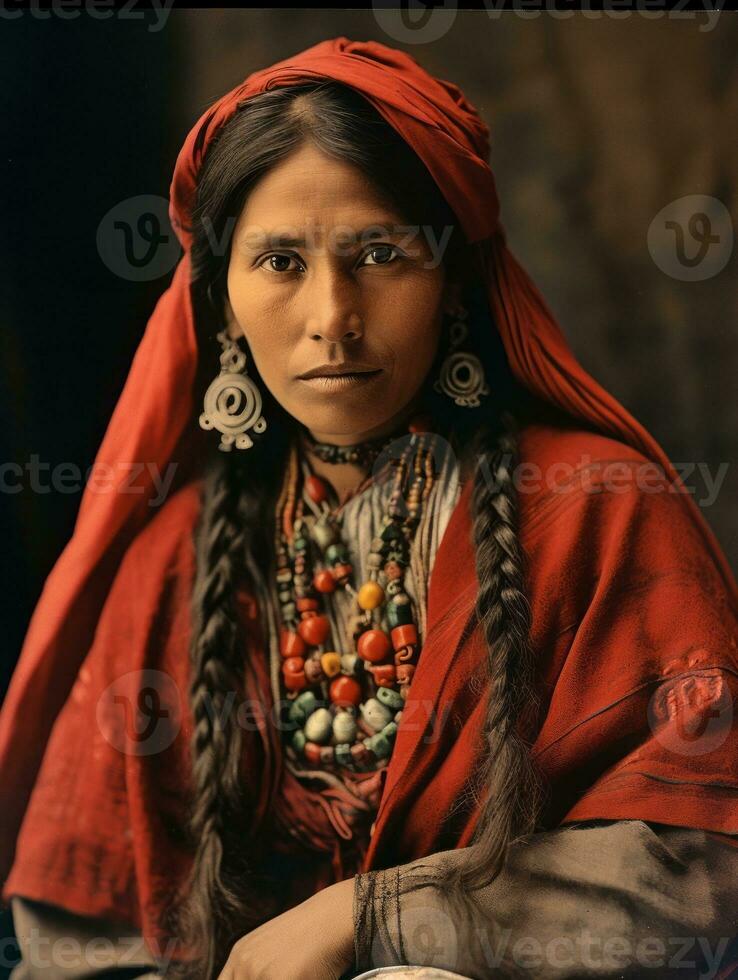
[352,820,738,979]
[10,897,161,978]
[523,451,738,833]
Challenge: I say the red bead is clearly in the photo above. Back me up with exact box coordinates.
[329,675,362,707]
[408,412,433,434]
[280,629,306,658]
[313,569,336,594]
[305,475,328,505]
[350,743,371,767]
[357,628,391,664]
[282,656,307,692]
[297,614,330,646]
[370,664,396,687]
[319,746,335,766]
[333,562,353,580]
[396,664,415,685]
[297,597,319,612]
[391,624,418,650]
[304,741,322,764]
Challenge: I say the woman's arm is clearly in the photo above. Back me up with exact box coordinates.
[353,820,738,979]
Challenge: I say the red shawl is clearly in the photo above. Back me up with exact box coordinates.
[2,36,737,958]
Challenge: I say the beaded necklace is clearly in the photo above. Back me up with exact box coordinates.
[274,414,439,773]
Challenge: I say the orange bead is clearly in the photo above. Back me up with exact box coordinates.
[357,581,384,610]
[320,652,342,677]
[297,597,319,612]
[304,741,322,764]
[357,628,391,663]
[298,614,330,646]
[329,675,362,707]
[280,629,306,658]
[313,569,336,594]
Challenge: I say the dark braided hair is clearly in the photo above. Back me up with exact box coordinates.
[165,79,556,978]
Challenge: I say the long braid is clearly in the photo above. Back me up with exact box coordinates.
[462,412,547,879]
[398,411,548,924]
[166,451,276,979]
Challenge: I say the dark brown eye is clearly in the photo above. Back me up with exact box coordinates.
[260,253,301,273]
[363,245,399,266]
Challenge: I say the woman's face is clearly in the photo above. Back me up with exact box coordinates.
[224,142,459,444]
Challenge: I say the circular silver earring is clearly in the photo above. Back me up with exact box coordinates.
[434,304,490,408]
[199,330,267,451]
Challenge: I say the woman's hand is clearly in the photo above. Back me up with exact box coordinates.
[216,875,356,980]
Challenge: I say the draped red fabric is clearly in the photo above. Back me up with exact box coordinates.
[2,36,737,959]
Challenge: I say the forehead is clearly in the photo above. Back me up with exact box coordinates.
[235,143,403,233]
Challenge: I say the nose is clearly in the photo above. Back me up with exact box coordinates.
[304,267,364,344]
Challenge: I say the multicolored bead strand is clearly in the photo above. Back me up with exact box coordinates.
[275,416,438,773]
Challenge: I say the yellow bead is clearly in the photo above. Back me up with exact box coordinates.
[357,581,385,610]
[321,652,342,677]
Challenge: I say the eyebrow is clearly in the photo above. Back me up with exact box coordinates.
[238,226,405,250]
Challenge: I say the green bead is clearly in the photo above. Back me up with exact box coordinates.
[377,687,403,711]
[382,721,398,740]
[325,543,348,564]
[288,691,318,725]
[364,732,391,759]
[293,537,308,551]
[334,743,353,769]
[386,598,413,628]
[291,730,306,755]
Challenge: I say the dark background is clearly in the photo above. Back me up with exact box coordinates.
[1,9,736,975]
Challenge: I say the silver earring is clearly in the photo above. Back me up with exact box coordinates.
[434,304,490,408]
[199,330,267,451]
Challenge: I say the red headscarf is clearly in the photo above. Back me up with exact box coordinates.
[2,36,737,930]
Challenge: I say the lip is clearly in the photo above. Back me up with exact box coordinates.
[297,363,381,379]
[298,370,382,392]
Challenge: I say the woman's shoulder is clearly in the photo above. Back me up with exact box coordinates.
[116,477,205,577]
[517,416,653,475]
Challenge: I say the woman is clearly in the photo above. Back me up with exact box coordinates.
[2,37,738,980]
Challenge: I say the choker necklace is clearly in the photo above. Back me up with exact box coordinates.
[300,413,433,469]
